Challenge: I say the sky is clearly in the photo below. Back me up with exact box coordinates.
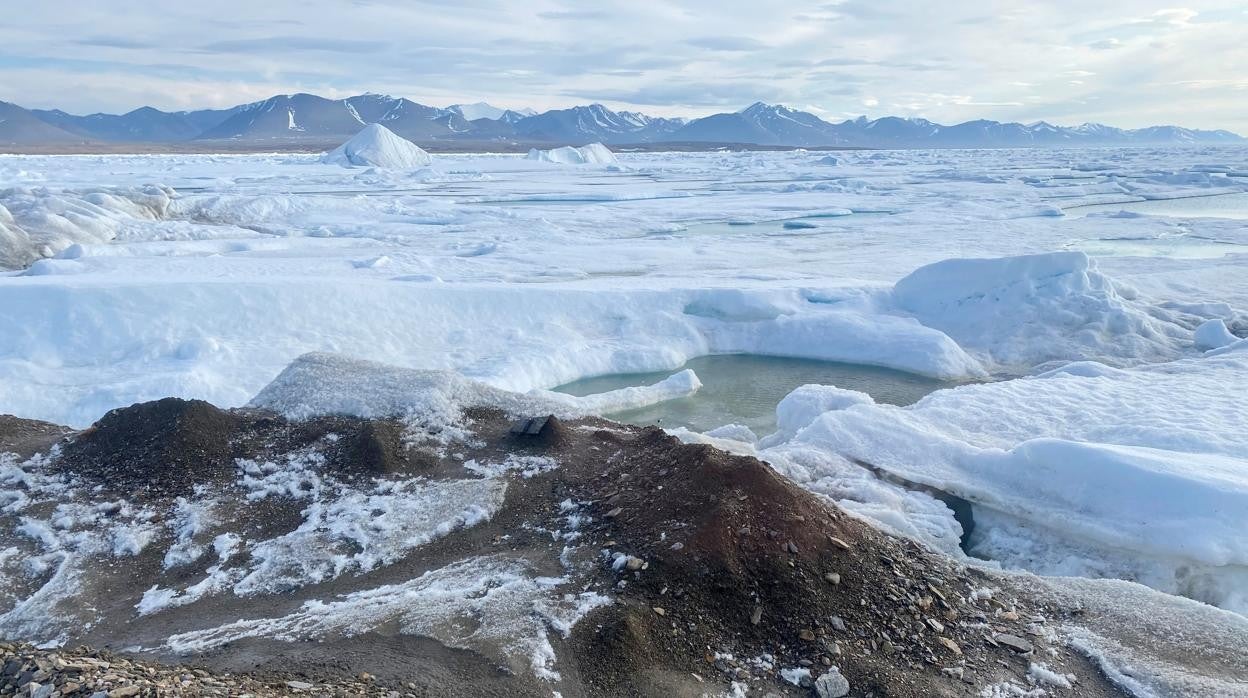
[2,1,1246,132]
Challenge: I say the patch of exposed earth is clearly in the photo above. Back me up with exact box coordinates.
[0,395,1241,697]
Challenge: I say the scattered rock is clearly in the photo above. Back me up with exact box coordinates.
[827,536,851,550]
[823,572,841,585]
[994,633,1034,654]
[813,667,850,698]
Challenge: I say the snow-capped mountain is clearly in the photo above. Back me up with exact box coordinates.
[2,93,1243,149]
[448,102,511,121]
[198,94,386,140]
[673,102,842,146]
[511,104,684,143]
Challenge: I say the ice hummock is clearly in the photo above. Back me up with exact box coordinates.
[321,123,433,169]
[526,143,618,165]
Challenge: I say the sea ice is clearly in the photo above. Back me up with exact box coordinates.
[526,143,618,165]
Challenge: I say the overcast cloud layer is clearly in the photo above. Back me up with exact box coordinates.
[3,0,1245,131]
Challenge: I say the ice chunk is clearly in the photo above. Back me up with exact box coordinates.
[526,143,618,165]
[1194,318,1238,350]
[322,124,433,169]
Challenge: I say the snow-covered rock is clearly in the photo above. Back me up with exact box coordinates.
[321,124,432,169]
[525,143,617,165]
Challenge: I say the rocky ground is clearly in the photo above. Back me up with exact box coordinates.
[0,399,1132,697]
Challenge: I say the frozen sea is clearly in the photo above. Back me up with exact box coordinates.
[2,145,1248,627]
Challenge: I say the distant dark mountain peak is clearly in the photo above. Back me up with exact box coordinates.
[4,92,1243,149]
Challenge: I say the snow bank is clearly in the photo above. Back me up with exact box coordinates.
[526,143,618,165]
[891,251,1187,369]
[0,185,174,268]
[322,124,433,169]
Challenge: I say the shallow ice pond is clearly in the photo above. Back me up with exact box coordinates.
[1064,191,1248,219]
[554,354,949,436]
[1069,236,1248,259]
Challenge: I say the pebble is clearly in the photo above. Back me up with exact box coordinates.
[827,536,851,550]
[823,572,841,585]
[606,507,623,518]
[286,681,314,690]
[653,607,666,617]
[937,637,962,656]
[750,606,763,625]
[829,616,847,632]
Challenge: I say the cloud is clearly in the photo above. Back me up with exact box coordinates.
[537,10,609,20]
[198,36,390,54]
[684,36,769,51]
[73,36,159,50]
[1089,38,1123,50]
[0,0,1241,131]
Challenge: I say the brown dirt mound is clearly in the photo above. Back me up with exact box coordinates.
[59,398,242,495]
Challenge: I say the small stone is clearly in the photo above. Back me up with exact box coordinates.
[926,618,945,633]
[625,556,644,571]
[670,542,684,551]
[829,616,847,632]
[605,507,623,518]
[285,681,314,690]
[29,683,54,698]
[652,607,666,617]
[993,633,1034,654]
[937,637,962,656]
[827,536,851,550]
[358,672,375,682]
[108,687,142,698]
[917,595,934,611]
[813,667,850,698]
[799,629,817,642]
[1000,610,1020,621]
[750,606,763,625]
[941,666,964,680]
[823,572,841,585]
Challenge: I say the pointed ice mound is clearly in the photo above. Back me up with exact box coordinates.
[322,124,432,169]
[525,143,617,165]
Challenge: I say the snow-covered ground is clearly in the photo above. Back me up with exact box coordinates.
[2,146,1248,627]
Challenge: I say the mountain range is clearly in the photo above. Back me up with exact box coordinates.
[1,93,1242,150]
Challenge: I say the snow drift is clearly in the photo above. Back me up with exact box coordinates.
[525,143,617,165]
[322,124,432,169]
[891,251,1188,370]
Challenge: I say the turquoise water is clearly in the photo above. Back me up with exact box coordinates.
[555,354,949,436]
